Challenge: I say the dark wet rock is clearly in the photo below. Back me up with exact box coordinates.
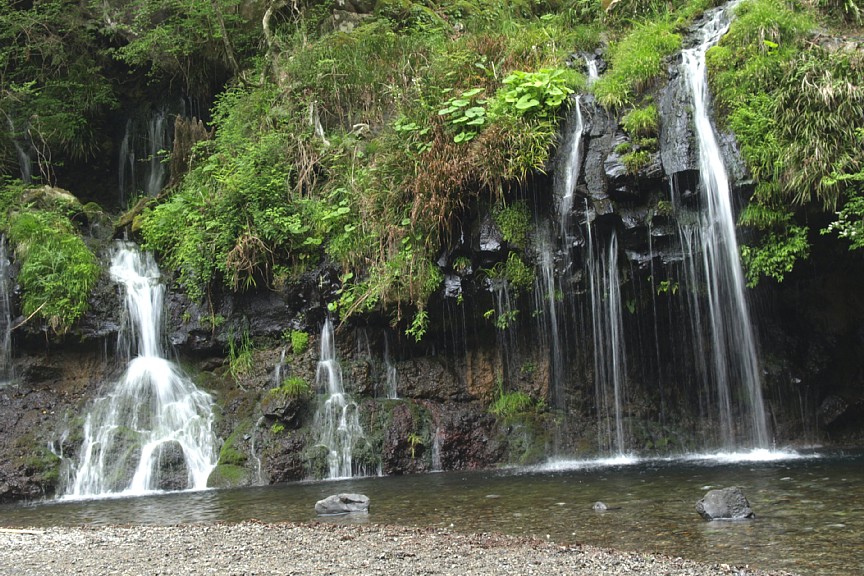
[473,212,505,263]
[261,391,310,429]
[152,441,188,491]
[818,394,864,429]
[696,487,755,520]
[583,98,615,216]
[659,66,697,179]
[315,493,370,515]
[396,357,469,402]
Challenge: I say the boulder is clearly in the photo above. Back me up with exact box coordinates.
[696,487,755,520]
[315,493,370,515]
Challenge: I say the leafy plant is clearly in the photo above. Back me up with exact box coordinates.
[490,390,536,418]
[592,20,681,108]
[493,201,533,249]
[228,329,253,380]
[289,330,310,355]
[5,206,100,333]
[271,376,312,398]
[491,68,578,120]
[407,432,423,460]
[437,87,489,143]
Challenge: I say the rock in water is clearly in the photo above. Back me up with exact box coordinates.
[696,487,755,520]
[315,493,370,515]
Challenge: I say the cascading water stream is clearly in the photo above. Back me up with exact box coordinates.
[0,235,13,386]
[118,119,135,209]
[587,225,628,455]
[313,318,367,479]
[382,333,398,400]
[145,111,168,197]
[64,242,216,498]
[678,1,769,448]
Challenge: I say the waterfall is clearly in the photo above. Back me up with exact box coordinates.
[555,96,584,233]
[65,242,216,498]
[381,333,398,399]
[7,118,32,184]
[145,111,168,197]
[587,226,628,455]
[118,118,135,208]
[0,235,13,386]
[313,318,367,479]
[678,1,769,448]
[431,427,443,472]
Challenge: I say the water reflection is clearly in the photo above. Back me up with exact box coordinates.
[2,451,861,576]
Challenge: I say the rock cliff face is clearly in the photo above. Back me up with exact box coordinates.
[1,47,863,502]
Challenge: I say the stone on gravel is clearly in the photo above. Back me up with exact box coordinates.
[315,493,370,515]
[696,486,755,520]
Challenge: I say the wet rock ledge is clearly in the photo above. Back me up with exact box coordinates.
[0,522,801,576]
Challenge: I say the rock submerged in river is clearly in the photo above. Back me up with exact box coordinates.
[696,487,754,520]
[315,493,370,515]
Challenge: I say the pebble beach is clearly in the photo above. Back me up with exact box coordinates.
[0,522,802,576]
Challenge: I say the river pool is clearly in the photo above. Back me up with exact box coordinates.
[2,449,861,575]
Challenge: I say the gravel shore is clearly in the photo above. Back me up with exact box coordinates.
[0,522,801,576]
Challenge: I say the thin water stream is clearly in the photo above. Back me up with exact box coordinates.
[3,451,861,576]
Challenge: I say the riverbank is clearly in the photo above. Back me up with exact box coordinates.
[0,522,801,576]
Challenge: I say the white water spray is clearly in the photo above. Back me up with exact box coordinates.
[678,1,769,448]
[65,242,216,498]
[0,236,13,386]
[313,319,368,479]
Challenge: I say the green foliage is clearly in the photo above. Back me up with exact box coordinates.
[490,389,536,418]
[438,87,489,143]
[272,376,312,398]
[493,201,533,248]
[407,432,423,460]
[621,104,658,138]
[593,20,681,108]
[5,201,100,332]
[0,0,117,173]
[289,330,310,355]
[107,0,259,92]
[824,184,864,250]
[271,423,286,434]
[491,68,579,120]
[228,329,253,380]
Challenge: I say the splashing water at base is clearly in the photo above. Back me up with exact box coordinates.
[64,242,216,499]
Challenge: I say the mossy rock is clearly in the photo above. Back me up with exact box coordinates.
[207,464,250,488]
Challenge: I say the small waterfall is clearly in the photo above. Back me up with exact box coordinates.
[585,56,599,85]
[587,225,628,455]
[678,0,769,448]
[382,333,398,400]
[118,119,135,208]
[313,318,367,479]
[273,347,287,386]
[554,96,585,233]
[0,235,13,386]
[65,242,216,498]
[534,227,566,408]
[145,111,168,197]
[7,118,32,184]
[431,427,443,472]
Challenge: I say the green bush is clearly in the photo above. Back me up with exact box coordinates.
[6,207,100,333]
[490,390,536,418]
[289,330,310,355]
[272,376,312,398]
[593,20,681,108]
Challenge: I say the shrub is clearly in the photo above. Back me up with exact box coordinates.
[6,207,100,332]
[593,20,681,108]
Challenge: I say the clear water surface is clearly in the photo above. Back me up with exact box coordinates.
[2,450,861,576]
